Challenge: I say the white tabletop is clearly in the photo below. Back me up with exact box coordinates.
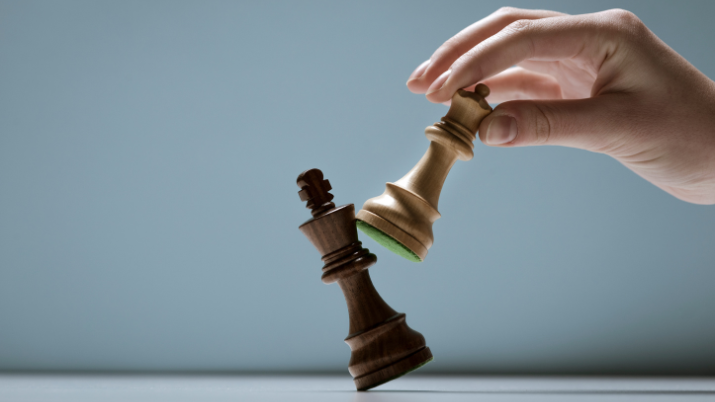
[1,374,714,402]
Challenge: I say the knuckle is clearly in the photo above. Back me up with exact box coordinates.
[493,7,532,30]
[501,19,537,57]
[440,36,461,54]
[601,8,647,39]
[530,102,553,145]
[505,18,534,33]
[496,101,553,146]
[433,36,465,63]
[606,8,641,25]
[451,50,484,83]
[494,6,520,16]
[451,47,473,69]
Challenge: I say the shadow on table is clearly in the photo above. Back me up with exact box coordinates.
[342,389,715,402]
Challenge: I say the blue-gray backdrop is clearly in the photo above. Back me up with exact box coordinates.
[1,0,714,374]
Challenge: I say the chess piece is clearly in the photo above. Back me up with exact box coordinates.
[297,168,433,391]
[356,84,492,262]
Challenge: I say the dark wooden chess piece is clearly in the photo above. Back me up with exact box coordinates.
[296,168,433,391]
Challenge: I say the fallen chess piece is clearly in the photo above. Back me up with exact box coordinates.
[357,84,492,262]
[296,168,432,391]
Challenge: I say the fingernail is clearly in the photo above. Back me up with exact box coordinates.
[426,70,451,95]
[486,115,517,145]
[407,60,430,81]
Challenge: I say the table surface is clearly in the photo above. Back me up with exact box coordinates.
[1,374,714,402]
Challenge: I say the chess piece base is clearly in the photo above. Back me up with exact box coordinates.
[354,347,433,391]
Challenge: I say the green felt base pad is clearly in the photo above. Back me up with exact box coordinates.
[356,220,422,262]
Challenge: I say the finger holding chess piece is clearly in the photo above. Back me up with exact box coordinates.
[356,84,492,262]
[297,168,433,391]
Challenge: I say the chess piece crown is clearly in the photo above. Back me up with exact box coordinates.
[297,168,432,391]
[356,84,493,262]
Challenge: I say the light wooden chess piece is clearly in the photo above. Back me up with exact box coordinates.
[356,84,492,262]
[296,168,433,391]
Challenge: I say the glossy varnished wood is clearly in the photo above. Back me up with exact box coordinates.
[297,169,432,391]
[356,85,492,261]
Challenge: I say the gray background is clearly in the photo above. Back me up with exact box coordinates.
[1,0,714,374]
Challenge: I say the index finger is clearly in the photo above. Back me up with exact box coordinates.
[407,7,566,94]
[425,12,620,103]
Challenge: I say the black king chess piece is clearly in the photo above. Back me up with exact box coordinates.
[296,168,433,391]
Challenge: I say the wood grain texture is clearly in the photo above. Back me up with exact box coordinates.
[357,85,492,261]
[297,169,432,391]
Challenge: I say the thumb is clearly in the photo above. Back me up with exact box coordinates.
[478,95,631,152]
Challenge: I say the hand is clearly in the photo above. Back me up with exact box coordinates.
[406,7,715,205]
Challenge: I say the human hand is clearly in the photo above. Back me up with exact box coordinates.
[406,8,715,204]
